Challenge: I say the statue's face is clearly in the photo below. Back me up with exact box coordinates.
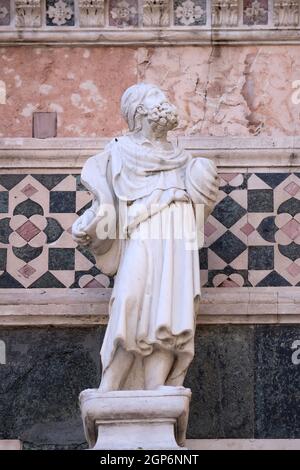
[140,87,178,132]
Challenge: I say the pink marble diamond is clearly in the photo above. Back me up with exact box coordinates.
[286,262,300,278]
[281,219,300,240]
[84,279,102,288]
[204,221,217,237]
[16,220,41,242]
[240,222,255,236]
[219,278,239,287]
[21,183,38,198]
[219,173,238,183]
[18,264,36,278]
[284,181,300,197]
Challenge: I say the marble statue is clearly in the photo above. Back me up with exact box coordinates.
[72,83,218,395]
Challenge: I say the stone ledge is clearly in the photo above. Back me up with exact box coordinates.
[0,287,299,326]
[1,137,300,168]
[0,440,22,450]
[1,438,300,450]
[186,439,300,450]
[1,29,300,46]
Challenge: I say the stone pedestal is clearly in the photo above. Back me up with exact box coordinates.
[79,386,191,450]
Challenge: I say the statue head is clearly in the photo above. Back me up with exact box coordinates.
[121,83,178,134]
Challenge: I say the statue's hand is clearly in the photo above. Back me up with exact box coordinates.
[72,229,91,246]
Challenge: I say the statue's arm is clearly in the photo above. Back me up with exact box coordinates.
[72,197,100,246]
[72,148,115,254]
[185,156,219,221]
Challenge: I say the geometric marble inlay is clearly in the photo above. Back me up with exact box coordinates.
[286,261,300,278]
[240,222,255,236]
[281,218,300,241]
[15,220,41,242]
[284,181,300,197]
[211,195,247,228]
[210,231,247,265]
[204,221,217,237]
[21,183,38,198]
[18,264,37,279]
[0,171,299,288]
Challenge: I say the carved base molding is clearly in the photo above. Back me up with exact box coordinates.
[80,387,191,450]
[0,287,299,325]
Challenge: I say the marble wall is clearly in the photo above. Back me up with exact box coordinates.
[0,325,299,448]
[1,45,300,138]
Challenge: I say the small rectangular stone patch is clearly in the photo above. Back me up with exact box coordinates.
[33,112,57,139]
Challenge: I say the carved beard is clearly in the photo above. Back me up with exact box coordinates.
[147,103,178,132]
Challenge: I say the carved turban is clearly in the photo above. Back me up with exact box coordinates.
[121,83,158,131]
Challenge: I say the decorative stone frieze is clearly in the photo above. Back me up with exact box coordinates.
[109,0,139,27]
[273,0,299,26]
[212,0,238,26]
[79,0,105,26]
[243,0,268,25]
[0,0,10,26]
[142,0,170,26]
[174,0,206,26]
[1,1,300,43]
[15,0,42,27]
[46,0,75,26]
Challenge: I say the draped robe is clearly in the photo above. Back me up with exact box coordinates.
[73,135,219,388]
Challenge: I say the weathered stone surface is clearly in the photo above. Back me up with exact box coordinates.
[0,47,136,138]
[1,45,300,138]
[0,327,103,449]
[1,325,299,448]
[255,325,300,438]
[185,325,255,438]
[137,46,300,138]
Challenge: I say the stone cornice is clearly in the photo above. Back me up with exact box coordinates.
[1,28,300,46]
[0,136,300,168]
[1,1,300,46]
[0,287,298,326]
